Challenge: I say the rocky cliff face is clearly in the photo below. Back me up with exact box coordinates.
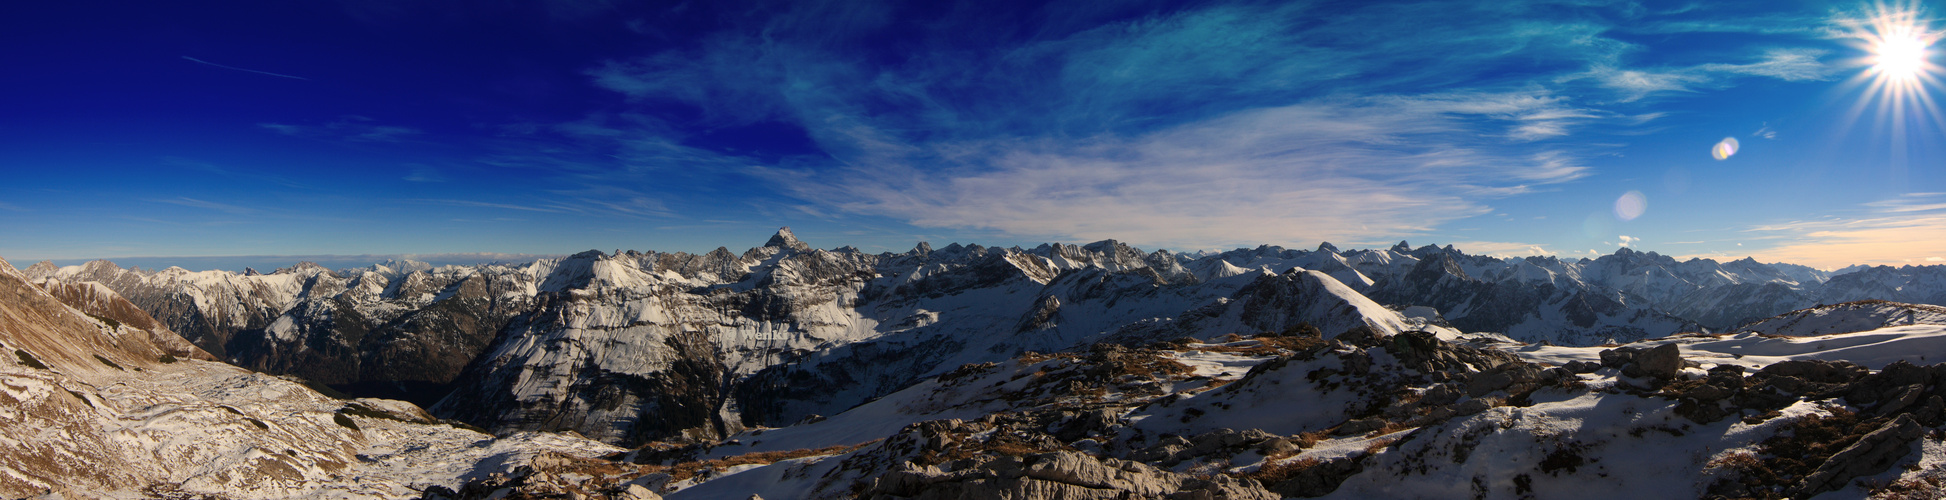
[25,259,535,405]
[0,256,616,499]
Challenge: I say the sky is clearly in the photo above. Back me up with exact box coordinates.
[3,0,1944,271]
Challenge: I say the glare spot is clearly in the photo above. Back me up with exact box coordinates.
[1875,30,1929,80]
[1664,167,1691,195]
[1711,137,1740,160]
[1582,213,1612,240]
[1614,191,1647,221]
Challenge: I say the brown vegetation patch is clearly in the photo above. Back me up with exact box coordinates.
[1867,475,1945,499]
[644,442,879,483]
[1709,405,1880,499]
[1243,457,1322,484]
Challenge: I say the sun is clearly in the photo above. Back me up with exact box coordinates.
[1838,2,1942,132]
[1874,30,1930,80]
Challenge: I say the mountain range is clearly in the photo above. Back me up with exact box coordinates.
[25,229,1946,449]
[14,230,1946,498]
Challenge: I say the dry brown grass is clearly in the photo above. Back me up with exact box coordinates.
[1362,437,1397,455]
[1017,351,1076,364]
[1867,475,1945,499]
[1293,430,1329,449]
[1243,457,1321,484]
[646,441,877,483]
[1184,335,1329,357]
[1365,421,1413,438]
[1705,451,1760,472]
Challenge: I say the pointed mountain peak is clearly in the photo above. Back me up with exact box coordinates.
[244,267,263,276]
[912,241,933,255]
[1316,242,1339,254]
[24,260,59,278]
[1390,241,1412,253]
[273,261,328,274]
[764,227,811,251]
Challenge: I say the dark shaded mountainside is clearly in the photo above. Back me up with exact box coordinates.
[28,229,1946,449]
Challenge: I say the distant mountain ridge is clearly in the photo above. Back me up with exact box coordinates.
[26,230,1946,447]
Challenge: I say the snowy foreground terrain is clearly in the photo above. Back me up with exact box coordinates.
[10,234,1946,498]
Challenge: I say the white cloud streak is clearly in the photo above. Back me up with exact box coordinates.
[152,197,256,214]
[756,93,1590,249]
[181,56,309,80]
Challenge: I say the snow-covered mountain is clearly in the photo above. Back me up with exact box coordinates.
[23,229,1946,498]
[0,256,619,499]
[31,230,1946,451]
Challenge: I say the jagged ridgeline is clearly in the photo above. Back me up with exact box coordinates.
[27,229,1946,447]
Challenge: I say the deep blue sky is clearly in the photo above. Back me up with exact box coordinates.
[3,0,1943,270]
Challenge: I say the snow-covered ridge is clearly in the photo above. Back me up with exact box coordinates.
[1738,300,1946,337]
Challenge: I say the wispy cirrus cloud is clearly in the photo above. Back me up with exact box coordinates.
[181,56,309,80]
[564,0,1855,249]
[1575,48,1838,102]
[413,199,571,213]
[1748,193,1946,269]
[151,197,257,215]
[1449,241,1555,258]
[260,116,422,142]
[752,92,1591,249]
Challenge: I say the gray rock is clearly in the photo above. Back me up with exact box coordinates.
[1876,384,1927,417]
[1635,344,1683,379]
[1335,418,1386,436]
[1420,384,1461,405]
[1598,347,1639,369]
[1258,438,1298,456]
[1687,384,1732,402]
[622,484,660,500]
[1466,371,1514,397]
[1562,360,1602,374]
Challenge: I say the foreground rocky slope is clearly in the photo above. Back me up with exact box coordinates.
[430,299,1946,498]
[434,303,1946,499]
[0,256,618,498]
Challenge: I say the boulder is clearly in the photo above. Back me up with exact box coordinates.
[1634,344,1683,379]
[1562,360,1602,374]
[1466,371,1514,397]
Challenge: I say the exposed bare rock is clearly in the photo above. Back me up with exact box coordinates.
[1791,414,1924,497]
[1634,343,1683,379]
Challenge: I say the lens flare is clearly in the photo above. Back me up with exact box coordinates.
[1711,137,1740,160]
[1838,2,1943,149]
[1613,191,1647,221]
